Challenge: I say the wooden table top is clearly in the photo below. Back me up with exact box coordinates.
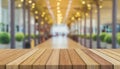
[36,37,86,49]
[0,38,120,69]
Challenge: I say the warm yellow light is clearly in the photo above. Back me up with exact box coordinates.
[99,5,103,8]
[21,0,24,2]
[41,21,44,25]
[85,13,88,16]
[41,12,46,17]
[71,17,75,21]
[18,4,22,7]
[57,2,60,6]
[28,0,32,4]
[82,1,86,4]
[57,10,61,13]
[58,0,62,1]
[35,16,39,19]
[32,5,35,9]
[35,11,38,14]
[78,18,80,20]
[87,4,91,8]
[95,10,97,13]
[57,7,60,10]
[42,12,46,15]
[32,3,35,6]
[76,12,80,16]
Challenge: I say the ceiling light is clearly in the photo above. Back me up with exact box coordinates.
[57,2,60,6]
[71,17,75,21]
[21,0,24,2]
[76,12,80,16]
[85,13,88,16]
[99,5,103,8]
[87,4,91,8]
[18,4,22,7]
[28,0,32,4]
[35,11,38,14]
[82,1,86,4]
[35,16,39,19]
[57,10,61,13]
[32,3,35,6]
[57,7,60,10]
[58,0,62,1]
[41,21,44,25]
[32,5,35,9]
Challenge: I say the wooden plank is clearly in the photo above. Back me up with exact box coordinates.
[33,49,53,69]
[59,49,72,69]
[104,49,120,58]
[0,50,20,61]
[90,49,120,69]
[0,50,30,69]
[36,38,85,49]
[97,49,120,62]
[6,48,39,69]
[46,49,60,69]
[20,49,46,69]
[75,49,99,69]
[0,49,11,54]
[68,49,86,69]
[83,49,112,69]
[110,49,120,53]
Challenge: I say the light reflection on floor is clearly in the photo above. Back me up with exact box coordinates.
[52,36,68,49]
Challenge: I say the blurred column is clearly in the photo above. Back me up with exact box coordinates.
[84,14,86,46]
[96,4,101,48]
[38,17,41,44]
[0,0,2,24]
[10,0,15,48]
[34,17,37,46]
[80,19,82,44]
[89,4,93,48]
[28,6,31,43]
[112,0,117,48]
[23,0,26,48]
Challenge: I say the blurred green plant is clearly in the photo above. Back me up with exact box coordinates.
[117,33,120,45]
[15,33,24,42]
[104,34,112,44]
[92,34,97,41]
[0,32,10,44]
[86,35,90,39]
[100,33,107,42]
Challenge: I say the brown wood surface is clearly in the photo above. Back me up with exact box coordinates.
[0,50,30,69]
[0,38,120,69]
[68,49,86,69]
[59,49,72,69]
[75,49,99,69]
[33,49,53,69]
[83,49,113,69]
[46,49,60,69]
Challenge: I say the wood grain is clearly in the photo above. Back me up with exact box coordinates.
[59,49,72,69]
[68,49,86,69]
[83,49,113,69]
[75,49,99,69]
[0,50,30,69]
[90,49,120,69]
[46,49,60,69]
[6,49,38,69]
[33,49,53,69]
[20,49,46,69]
